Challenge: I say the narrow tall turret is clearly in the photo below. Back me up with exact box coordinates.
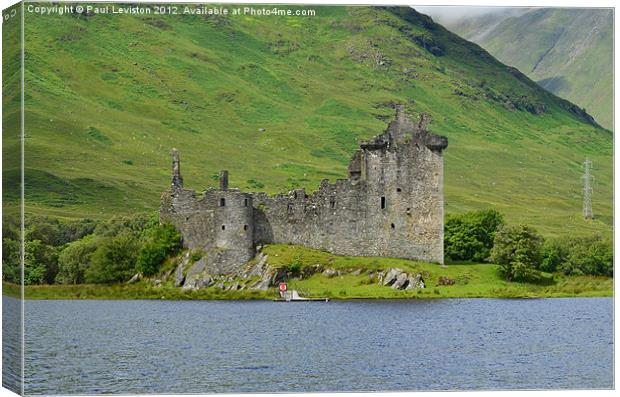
[219,170,229,190]
[171,148,183,188]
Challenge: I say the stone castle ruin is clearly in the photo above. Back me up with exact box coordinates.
[160,106,448,274]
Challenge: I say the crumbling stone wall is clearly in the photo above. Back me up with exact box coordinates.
[160,154,255,274]
[160,106,448,273]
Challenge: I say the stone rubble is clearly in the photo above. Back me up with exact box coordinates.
[381,268,425,290]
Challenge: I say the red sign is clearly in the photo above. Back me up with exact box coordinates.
[279,282,287,292]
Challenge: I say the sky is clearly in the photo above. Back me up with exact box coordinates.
[413,6,515,23]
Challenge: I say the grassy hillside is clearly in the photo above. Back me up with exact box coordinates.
[437,8,613,130]
[3,5,612,239]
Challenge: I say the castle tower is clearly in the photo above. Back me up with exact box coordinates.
[208,171,255,274]
[358,106,448,265]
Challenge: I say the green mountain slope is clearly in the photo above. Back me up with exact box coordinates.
[3,5,612,238]
[436,8,613,130]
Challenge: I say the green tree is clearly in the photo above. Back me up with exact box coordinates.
[24,240,58,285]
[444,209,504,261]
[559,235,612,277]
[490,225,543,282]
[56,236,100,284]
[135,223,181,276]
[94,213,156,238]
[26,216,97,246]
[539,238,569,273]
[2,237,21,284]
[85,234,139,283]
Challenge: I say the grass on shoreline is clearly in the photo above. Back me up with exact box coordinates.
[263,245,613,299]
[3,282,274,301]
[3,245,613,301]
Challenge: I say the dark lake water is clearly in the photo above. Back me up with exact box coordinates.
[7,297,615,394]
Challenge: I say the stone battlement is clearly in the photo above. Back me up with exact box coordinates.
[160,105,448,274]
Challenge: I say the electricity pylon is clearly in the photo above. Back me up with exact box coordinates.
[582,159,594,219]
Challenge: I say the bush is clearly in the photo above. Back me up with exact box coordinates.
[559,235,612,277]
[490,225,543,282]
[2,237,21,284]
[538,239,569,273]
[24,240,59,285]
[286,262,302,276]
[135,243,167,276]
[135,223,182,276]
[85,234,140,283]
[56,236,100,284]
[94,213,157,238]
[540,239,569,273]
[2,216,98,285]
[26,216,97,246]
[444,209,504,261]
[190,251,203,262]
[285,253,303,276]
[3,213,182,285]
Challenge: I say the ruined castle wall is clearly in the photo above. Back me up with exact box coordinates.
[251,141,444,263]
[160,106,447,270]
[251,179,370,256]
[160,188,217,251]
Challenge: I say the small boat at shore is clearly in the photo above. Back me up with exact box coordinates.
[273,290,330,302]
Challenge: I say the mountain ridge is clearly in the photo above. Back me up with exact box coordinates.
[434,7,613,130]
[2,6,612,238]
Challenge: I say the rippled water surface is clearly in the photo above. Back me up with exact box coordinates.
[15,297,613,394]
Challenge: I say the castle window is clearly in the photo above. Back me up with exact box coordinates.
[381,196,386,209]
[221,225,226,230]
[396,188,402,192]
[391,223,395,229]
[243,225,248,231]
[220,198,226,207]
[330,198,336,209]
[287,203,293,214]
[244,198,249,207]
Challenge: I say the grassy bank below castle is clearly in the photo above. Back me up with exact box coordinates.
[2,282,273,301]
[3,245,612,300]
[261,245,612,299]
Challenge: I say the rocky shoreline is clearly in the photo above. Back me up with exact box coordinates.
[133,247,428,294]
